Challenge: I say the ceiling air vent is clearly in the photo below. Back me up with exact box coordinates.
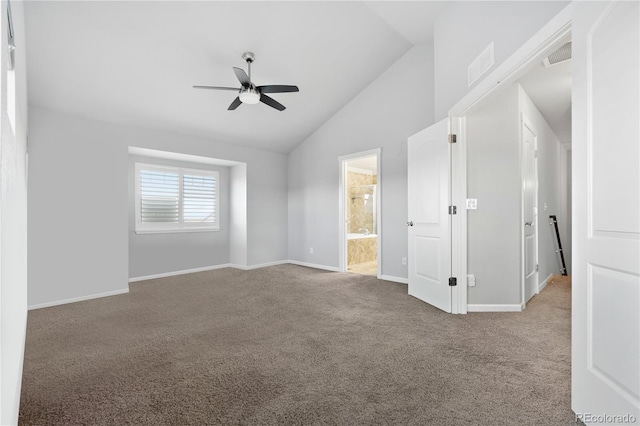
[543,42,572,67]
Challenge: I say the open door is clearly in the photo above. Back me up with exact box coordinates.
[407,119,452,313]
[572,0,640,421]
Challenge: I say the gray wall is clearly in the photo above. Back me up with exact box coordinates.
[433,1,569,120]
[466,85,521,305]
[288,45,434,279]
[0,1,29,423]
[466,84,563,306]
[128,156,230,278]
[229,163,247,267]
[28,107,288,307]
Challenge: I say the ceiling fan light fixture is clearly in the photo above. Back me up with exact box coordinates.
[239,87,260,104]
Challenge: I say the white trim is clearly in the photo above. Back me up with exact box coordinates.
[450,117,468,314]
[379,275,408,284]
[346,166,373,175]
[288,260,340,272]
[338,148,382,279]
[135,227,221,234]
[538,273,554,293]
[231,260,290,271]
[129,264,233,282]
[521,113,540,306]
[467,303,525,313]
[28,288,130,310]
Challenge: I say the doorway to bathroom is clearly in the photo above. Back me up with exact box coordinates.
[338,149,381,277]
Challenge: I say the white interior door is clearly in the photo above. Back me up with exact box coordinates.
[522,117,538,303]
[573,1,640,422]
[407,119,451,313]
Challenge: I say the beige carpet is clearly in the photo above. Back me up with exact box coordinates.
[19,265,576,425]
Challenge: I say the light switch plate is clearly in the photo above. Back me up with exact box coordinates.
[466,199,478,210]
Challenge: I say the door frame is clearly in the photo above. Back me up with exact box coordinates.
[338,148,382,278]
[521,114,539,305]
[448,3,574,312]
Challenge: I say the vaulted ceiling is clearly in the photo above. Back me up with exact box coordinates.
[24,1,447,153]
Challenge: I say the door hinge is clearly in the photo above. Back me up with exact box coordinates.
[535,264,539,272]
[448,134,457,143]
[534,149,538,158]
[448,205,457,215]
[449,277,457,286]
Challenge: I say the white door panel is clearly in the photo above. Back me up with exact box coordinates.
[573,0,640,421]
[408,119,451,313]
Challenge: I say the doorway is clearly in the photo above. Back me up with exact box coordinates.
[338,149,381,277]
[458,36,572,311]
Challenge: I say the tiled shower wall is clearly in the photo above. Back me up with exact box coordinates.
[347,171,376,234]
[347,170,377,265]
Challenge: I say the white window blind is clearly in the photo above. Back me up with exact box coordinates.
[140,170,180,224]
[183,174,216,224]
[135,163,219,233]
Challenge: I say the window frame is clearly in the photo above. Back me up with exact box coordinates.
[134,162,220,234]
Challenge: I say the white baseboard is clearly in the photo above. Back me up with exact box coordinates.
[230,260,290,271]
[467,303,524,312]
[287,260,340,272]
[538,273,554,293]
[129,264,233,282]
[28,288,130,310]
[379,275,408,284]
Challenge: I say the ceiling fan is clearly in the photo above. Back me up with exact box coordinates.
[193,52,299,111]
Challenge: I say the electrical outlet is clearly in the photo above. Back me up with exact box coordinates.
[402,257,407,266]
[467,274,476,287]
[309,247,314,254]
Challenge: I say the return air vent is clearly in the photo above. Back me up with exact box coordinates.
[543,42,572,67]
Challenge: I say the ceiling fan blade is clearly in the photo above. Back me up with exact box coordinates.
[260,94,286,111]
[193,85,240,91]
[257,85,299,94]
[233,67,250,87]
[228,97,242,110]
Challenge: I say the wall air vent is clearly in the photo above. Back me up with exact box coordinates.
[543,42,572,67]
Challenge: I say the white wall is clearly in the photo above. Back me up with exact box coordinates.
[0,1,28,424]
[433,1,569,120]
[28,107,288,307]
[466,83,563,307]
[128,156,231,279]
[288,44,434,279]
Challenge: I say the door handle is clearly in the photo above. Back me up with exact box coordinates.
[525,222,533,227]
[407,221,414,227]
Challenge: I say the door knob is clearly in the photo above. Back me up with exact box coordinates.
[525,221,533,227]
[407,221,414,227]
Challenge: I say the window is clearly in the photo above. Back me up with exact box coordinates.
[135,163,219,233]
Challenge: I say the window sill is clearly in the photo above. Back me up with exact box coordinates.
[135,227,221,235]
